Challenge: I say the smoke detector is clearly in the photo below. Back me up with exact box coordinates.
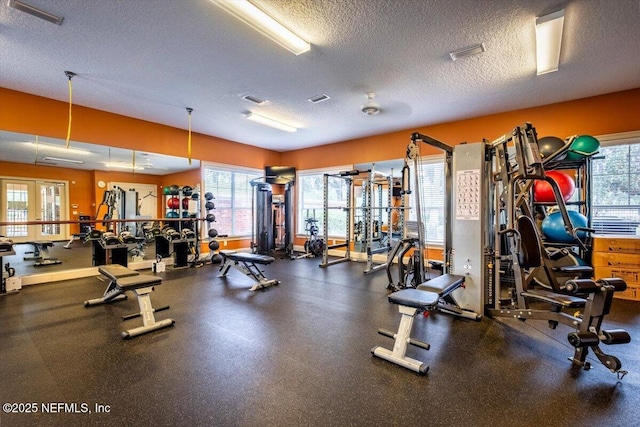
[361,92,381,116]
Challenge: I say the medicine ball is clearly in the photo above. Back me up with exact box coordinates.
[538,136,567,162]
[208,240,220,251]
[566,135,600,161]
[204,192,214,200]
[208,228,218,238]
[211,253,224,264]
[182,186,193,196]
[205,201,215,210]
[541,210,588,243]
[533,171,576,203]
[206,213,216,223]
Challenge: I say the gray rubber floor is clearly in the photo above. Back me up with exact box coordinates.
[1,256,639,426]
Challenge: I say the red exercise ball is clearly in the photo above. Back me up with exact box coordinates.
[181,197,190,210]
[533,171,576,203]
[167,197,180,209]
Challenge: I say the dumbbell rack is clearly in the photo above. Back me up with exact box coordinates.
[159,185,201,268]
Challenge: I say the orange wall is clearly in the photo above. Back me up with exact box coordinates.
[2,87,639,255]
[0,88,281,169]
[282,88,640,255]
[281,88,640,169]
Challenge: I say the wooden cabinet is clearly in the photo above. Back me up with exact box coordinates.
[593,235,640,301]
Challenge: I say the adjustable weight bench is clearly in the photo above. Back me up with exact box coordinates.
[84,264,174,338]
[218,251,280,291]
[417,273,480,321]
[372,288,440,374]
[24,241,62,266]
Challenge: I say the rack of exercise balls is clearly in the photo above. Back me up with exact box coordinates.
[533,135,600,263]
[161,184,201,267]
[204,192,223,264]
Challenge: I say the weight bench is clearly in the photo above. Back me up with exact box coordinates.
[84,264,174,338]
[417,274,480,321]
[218,251,280,291]
[372,288,440,374]
[24,241,62,266]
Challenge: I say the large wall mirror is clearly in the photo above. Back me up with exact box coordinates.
[0,130,200,281]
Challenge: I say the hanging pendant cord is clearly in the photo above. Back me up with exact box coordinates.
[64,71,76,149]
[187,107,193,165]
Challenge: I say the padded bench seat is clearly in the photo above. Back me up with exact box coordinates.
[389,288,439,310]
[223,251,275,264]
[116,274,161,290]
[417,274,465,296]
[98,264,140,279]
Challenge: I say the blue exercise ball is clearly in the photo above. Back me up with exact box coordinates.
[541,210,588,243]
[166,211,179,219]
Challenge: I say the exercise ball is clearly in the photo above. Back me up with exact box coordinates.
[166,211,179,219]
[541,210,588,243]
[181,197,190,210]
[162,186,171,195]
[169,184,180,196]
[167,197,180,209]
[533,171,576,203]
[538,136,567,162]
[565,135,600,161]
[182,186,193,196]
[182,211,190,218]
[191,193,199,200]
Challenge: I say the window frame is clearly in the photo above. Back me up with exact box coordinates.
[407,154,446,246]
[590,130,640,236]
[201,161,263,239]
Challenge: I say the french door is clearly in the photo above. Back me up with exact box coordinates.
[0,178,68,243]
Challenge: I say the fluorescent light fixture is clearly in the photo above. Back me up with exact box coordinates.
[27,142,90,155]
[449,43,486,61]
[246,112,297,132]
[41,157,83,164]
[104,162,145,170]
[535,9,564,75]
[210,0,310,55]
[8,0,63,25]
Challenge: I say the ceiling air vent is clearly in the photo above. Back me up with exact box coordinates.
[308,94,330,104]
[242,95,269,106]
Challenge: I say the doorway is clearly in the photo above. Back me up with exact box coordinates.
[0,178,69,243]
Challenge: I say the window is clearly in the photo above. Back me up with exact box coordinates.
[591,132,640,235]
[297,166,351,238]
[408,155,445,245]
[202,163,262,238]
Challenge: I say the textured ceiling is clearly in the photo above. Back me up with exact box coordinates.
[1,0,639,154]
